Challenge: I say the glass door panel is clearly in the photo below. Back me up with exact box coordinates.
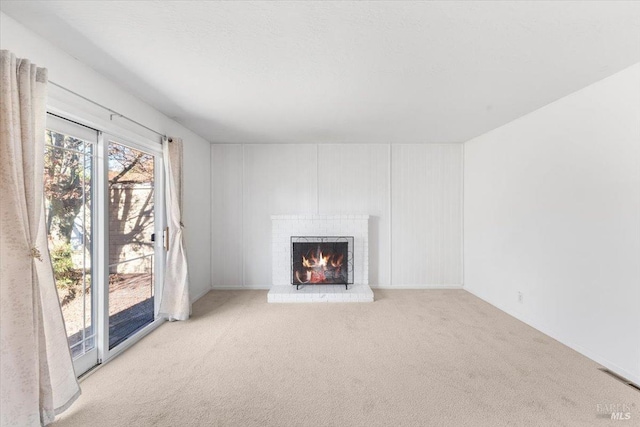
[44,115,98,375]
[107,141,156,350]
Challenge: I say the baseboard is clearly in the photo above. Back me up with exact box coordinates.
[211,284,464,291]
[190,286,213,303]
[464,288,640,387]
[371,284,463,290]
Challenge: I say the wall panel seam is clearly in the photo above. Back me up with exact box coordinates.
[389,142,393,286]
[241,144,245,287]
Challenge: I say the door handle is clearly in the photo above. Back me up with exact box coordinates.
[164,227,170,251]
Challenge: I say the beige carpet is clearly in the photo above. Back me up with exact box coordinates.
[55,290,639,427]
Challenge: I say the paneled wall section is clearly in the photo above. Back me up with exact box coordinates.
[211,143,463,288]
[391,145,463,285]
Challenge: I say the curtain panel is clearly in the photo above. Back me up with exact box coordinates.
[157,137,190,321]
[0,50,80,426]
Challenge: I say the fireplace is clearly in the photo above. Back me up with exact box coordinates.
[269,215,372,302]
[291,236,354,289]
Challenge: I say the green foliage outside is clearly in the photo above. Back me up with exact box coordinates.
[45,130,91,305]
[50,242,84,306]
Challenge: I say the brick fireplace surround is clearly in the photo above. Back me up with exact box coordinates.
[268,215,374,303]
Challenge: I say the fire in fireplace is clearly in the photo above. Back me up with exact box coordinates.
[291,236,354,289]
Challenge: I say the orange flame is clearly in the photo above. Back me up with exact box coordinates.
[296,248,344,284]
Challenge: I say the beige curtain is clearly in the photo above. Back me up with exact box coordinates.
[0,50,80,426]
[157,137,190,321]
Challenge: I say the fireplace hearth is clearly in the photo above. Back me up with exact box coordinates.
[291,236,354,289]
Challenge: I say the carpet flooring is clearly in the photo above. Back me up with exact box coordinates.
[55,290,639,426]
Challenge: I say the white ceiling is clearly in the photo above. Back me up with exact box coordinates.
[2,1,639,144]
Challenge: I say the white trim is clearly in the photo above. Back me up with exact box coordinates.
[94,132,109,364]
[78,317,166,382]
[47,98,162,152]
[211,284,464,291]
[190,287,211,304]
[464,287,640,387]
[96,130,109,366]
[72,347,97,378]
[102,130,162,157]
[46,112,99,144]
[154,141,166,317]
[371,284,464,290]
[105,317,165,362]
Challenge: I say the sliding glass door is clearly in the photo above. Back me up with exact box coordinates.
[45,115,99,375]
[107,140,157,349]
[44,114,164,376]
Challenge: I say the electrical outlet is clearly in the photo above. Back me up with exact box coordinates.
[518,291,524,304]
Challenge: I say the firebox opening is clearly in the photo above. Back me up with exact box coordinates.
[291,237,354,287]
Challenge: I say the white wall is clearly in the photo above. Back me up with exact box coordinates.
[0,12,212,302]
[211,143,463,288]
[464,63,640,384]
